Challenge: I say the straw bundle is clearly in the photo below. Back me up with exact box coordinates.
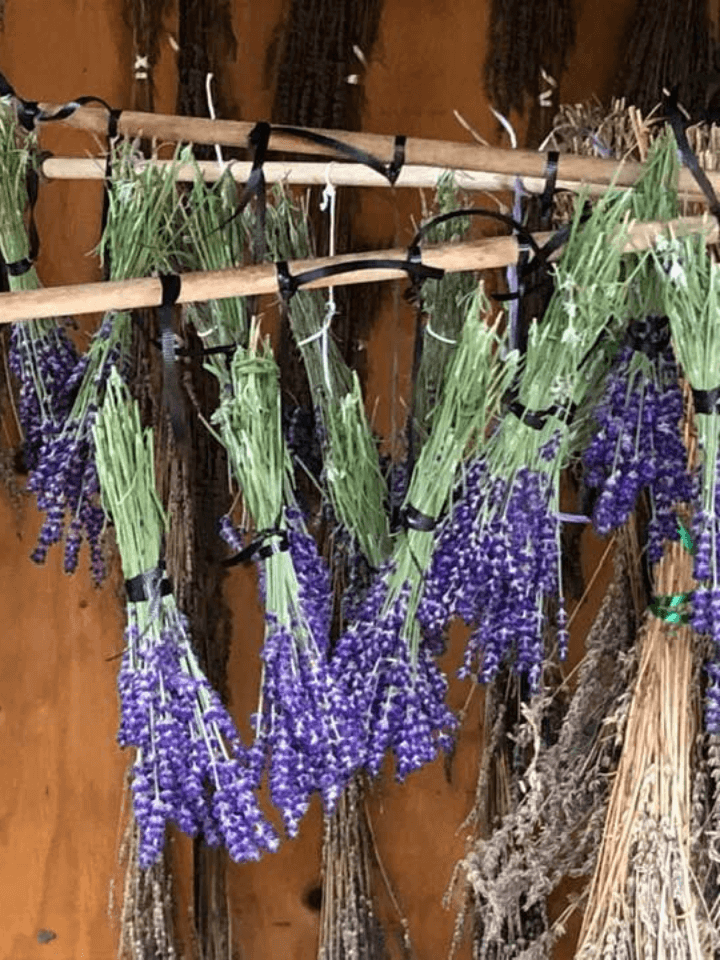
[576,539,709,956]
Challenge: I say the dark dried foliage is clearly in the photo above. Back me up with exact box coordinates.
[458,548,639,960]
[613,0,716,120]
[484,0,576,121]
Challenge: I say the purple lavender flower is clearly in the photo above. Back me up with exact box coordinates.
[118,601,278,867]
[583,343,692,558]
[419,460,563,692]
[331,570,456,781]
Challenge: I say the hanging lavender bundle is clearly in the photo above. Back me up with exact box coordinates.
[211,323,360,835]
[22,141,186,581]
[263,186,392,568]
[582,129,693,562]
[421,182,637,691]
[332,290,514,779]
[656,228,720,730]
[94,369,279,867]
[0,101,88,537]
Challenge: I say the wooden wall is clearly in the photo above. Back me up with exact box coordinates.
[0,1,637,958]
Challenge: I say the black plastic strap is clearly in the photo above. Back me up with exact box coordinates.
[387,135,406,185]
[692,385,720,414]
[400,504,438,532]
[222,528,290,567]
[408,207,543,261]
[6,257,32,276]
[275,256,444,303]
[540,151,560,226]
[505,386,577,430]
[0,71,118,132]
[625,314,671,360]
[273,124,407,186]
[125,565,172,602]
[664,87,720,221]
[158,274,185,442]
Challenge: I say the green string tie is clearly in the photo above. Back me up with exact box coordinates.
[649,521,694,624]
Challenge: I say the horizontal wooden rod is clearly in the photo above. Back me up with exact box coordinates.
[0,214,715,324]
[37,156,712,202]
[39,156,593,195]
[38,102,720,200]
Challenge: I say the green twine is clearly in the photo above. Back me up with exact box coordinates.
[649,521,694,624]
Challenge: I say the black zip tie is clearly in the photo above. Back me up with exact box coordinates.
[400,504,438,532]
[273,124,408,186]
[274,256,444,304]
[624,314,671,360]
[504,385,577,430]
[540,150,559,227]
[158,273,186,443]
[6,257,33,276]
[692,385,720,414]
[101,108,123,280]
[125,564,172,602]
[408,207,543,261]
[222,528,290,567]
[387,135,406,185]
[664,86,720,223]
[0,71,119,132]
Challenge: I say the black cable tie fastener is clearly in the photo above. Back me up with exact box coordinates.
[273,125,407,186]
[222,528,290,567]
[540,150,560,226]
[125,564,173,603]
[400,504,439,532]
[504,385,577,430]
[664,86,720,223]
[275,255,444,305]
[692,385,720,414]
[625,314,671,360]
[5,257,33,277]
[158,273,186,443]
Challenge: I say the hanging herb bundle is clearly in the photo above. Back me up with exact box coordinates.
[331,289,515,779]
[26,141,185,582]
[94,369,278,868]
[410,172,475,452]
[211,323,361,835]
[422,183,636,691]
[263,186,391,568]
[583,129,693,561]
[0,101,86,535]
[656,227,720,729]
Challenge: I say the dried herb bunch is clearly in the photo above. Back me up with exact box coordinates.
[454,541,638,959]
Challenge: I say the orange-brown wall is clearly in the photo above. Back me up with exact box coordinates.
[0,2,636,958]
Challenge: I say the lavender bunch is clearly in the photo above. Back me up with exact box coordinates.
[581,129,690,558]
[332,290,514,778]
[583,332,692,562]
[0,101,93,562]
[19,141,185,581]
[263,187,392,567]
[656,228,720,730]
[94,370,278,867]
[424,184,638,692]
[212,325,361,835]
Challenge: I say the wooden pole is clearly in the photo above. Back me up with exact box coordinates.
[36,157,715,202]
[0,214,715,324]
[38,157,600,195]
[35,102,720,199]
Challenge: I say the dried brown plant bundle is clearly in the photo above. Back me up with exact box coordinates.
[451,535,640,960]
[116,776,179,960]
[319,774,386,960]
[576,537,712,958]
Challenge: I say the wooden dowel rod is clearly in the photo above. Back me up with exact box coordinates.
[38,157,596,195]
[37,103,720,198]
[36,156,713,202]
[0,214,715,324]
